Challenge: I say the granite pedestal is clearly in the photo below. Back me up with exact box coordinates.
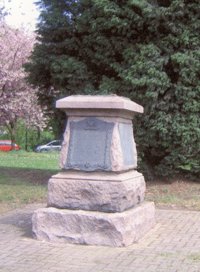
[32,95,155,247]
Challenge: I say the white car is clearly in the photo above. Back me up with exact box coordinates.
[35,140,61,152]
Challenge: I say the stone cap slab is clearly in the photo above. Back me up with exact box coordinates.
[56,95,143,115]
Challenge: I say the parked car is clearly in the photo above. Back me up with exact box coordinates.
[0,140,20,152]
[35,140,62,152]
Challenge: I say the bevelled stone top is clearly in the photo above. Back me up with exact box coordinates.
[56,95,143,114]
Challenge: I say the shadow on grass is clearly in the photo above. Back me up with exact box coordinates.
[0,166,58,185]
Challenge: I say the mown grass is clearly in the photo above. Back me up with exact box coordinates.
[146,179,200,211]
[0,150,200,214]
[0,150,59,214]
[0,150,60,170]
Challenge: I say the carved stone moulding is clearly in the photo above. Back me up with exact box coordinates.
[56,95,144,119]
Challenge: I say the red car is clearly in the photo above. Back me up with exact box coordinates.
[0,140,20,152]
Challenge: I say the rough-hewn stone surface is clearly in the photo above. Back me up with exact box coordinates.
[47,171,146,212]
[32,202,155,247]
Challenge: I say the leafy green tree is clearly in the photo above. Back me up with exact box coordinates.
[26,0,200,179]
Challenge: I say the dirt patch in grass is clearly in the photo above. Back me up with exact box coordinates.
[146,178,200,211]
[0,167,57,185]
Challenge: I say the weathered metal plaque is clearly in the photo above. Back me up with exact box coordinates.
[65,117,114,171]
[119,123,136,166]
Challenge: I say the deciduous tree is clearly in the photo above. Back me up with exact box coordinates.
[0,23,46,143]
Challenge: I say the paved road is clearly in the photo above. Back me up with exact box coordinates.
[0,204,200,272]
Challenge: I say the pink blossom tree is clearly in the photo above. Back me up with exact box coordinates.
[0,23,47,145]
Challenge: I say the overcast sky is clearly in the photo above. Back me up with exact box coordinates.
[4,0,39,31]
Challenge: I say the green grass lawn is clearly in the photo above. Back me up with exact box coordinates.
[0,150,200,214]
[0,150,60,170]
[0,150,59,213]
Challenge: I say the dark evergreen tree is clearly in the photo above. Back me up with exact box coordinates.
[26,0,200,179]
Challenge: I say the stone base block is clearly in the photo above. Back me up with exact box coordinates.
[32,202,155,247]
[48,170,146,212]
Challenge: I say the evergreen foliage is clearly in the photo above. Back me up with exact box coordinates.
[26,0,200,179]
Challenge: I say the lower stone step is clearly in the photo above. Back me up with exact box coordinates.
[32,201,155,247]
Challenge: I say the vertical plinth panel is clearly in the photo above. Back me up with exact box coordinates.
[118,123,137,168]
[65,117,114,171]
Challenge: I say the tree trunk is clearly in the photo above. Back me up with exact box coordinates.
[36,126,41,141]
[5,121,16,149]
[25,127,28,151]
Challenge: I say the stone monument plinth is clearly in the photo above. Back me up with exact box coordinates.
[32,95,155,247]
